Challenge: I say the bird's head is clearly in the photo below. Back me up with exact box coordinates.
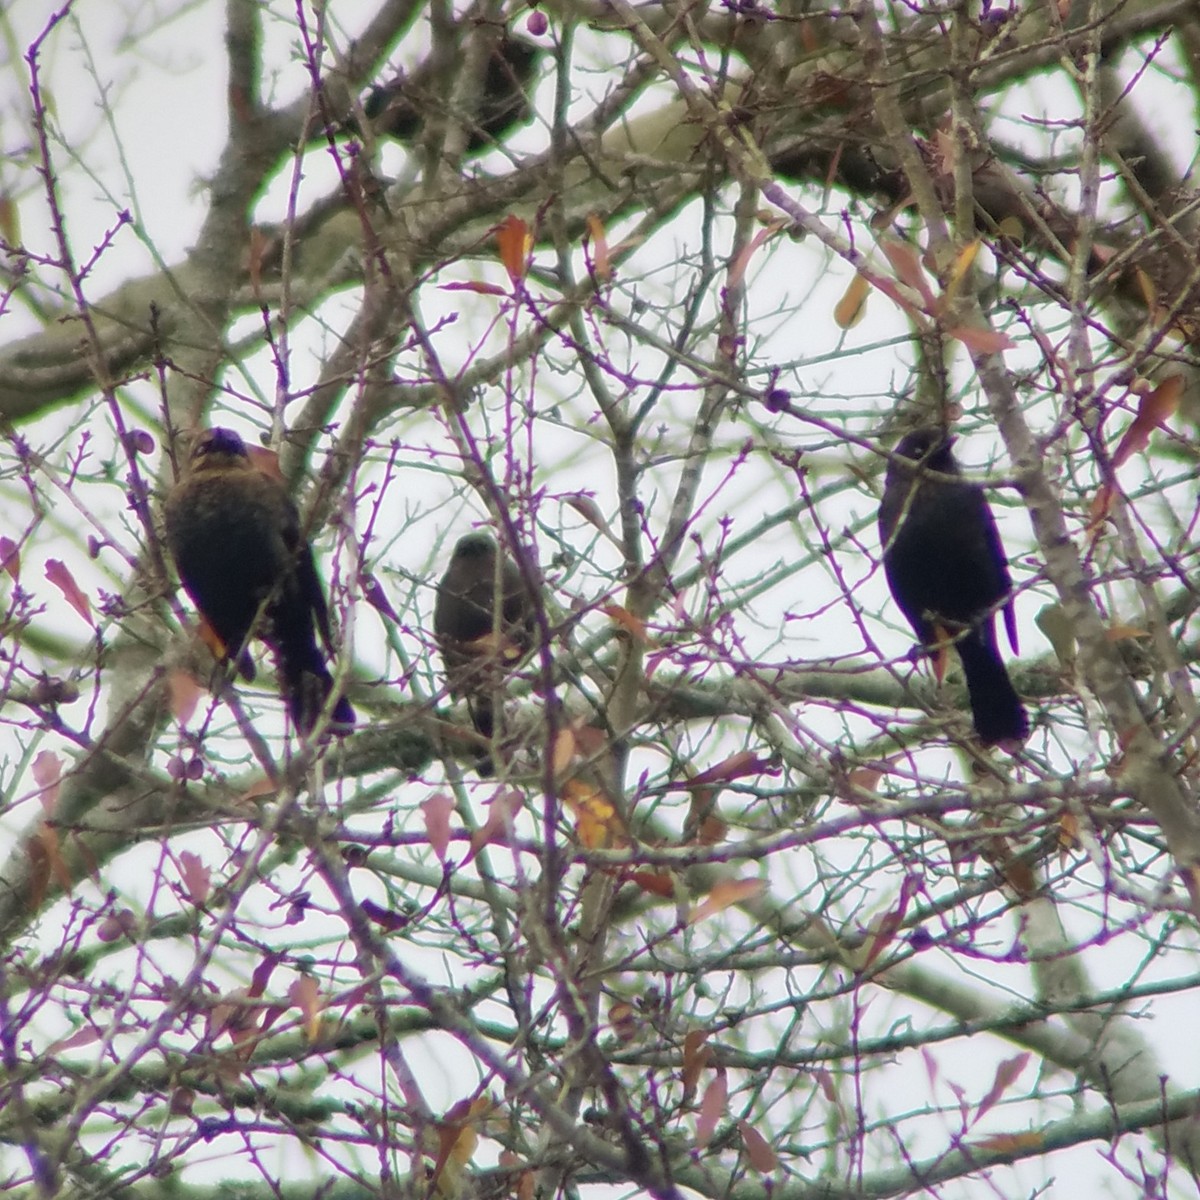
[452,531,499,561]
[890,428,958,475]
[187,427,252,472]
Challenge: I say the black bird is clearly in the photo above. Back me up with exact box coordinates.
[878,428,1028,747]
[163,428,354,735]
[434,532,535,775]
[358,36,540,154]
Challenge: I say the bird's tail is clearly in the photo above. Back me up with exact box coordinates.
[466,695,496,777]
[277,636,354,735]
[957,630,1028,748]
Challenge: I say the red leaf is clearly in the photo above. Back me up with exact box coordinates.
[496,215,532,284]
[45,558,92,625]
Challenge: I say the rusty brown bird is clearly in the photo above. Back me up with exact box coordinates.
[164,427,354,735]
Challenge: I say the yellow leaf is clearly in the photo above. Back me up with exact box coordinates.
[833,272,869,329]
[942,239,980,304]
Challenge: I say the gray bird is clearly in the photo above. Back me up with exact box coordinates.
[433,532,536,775]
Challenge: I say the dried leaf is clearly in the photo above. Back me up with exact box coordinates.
[178,851,210,906]
[880,238,936,308]
[496,215,532,284]
[549,727,577,777]
[0,192,19,246]
[1089,482,1113,540]
[239,776,277,803]
[686,751,770,789]
[564,493,617,542]
[727,219,785,290]
[466,789,524,859]
[1035,604,1076,669]
[1104,623,1149,642]
[625,869,675,897]
[1110,375,1183,468]
[945,325,1017,354]
[995,215,1023,241]
[47,1026,101,1055]
[440,279,509,296]
[972,1130,1044,1154]
[562,778,625,849]
[585,212,612,281]
[682,1029,712,1099]
[848,767,883,793]
[942,240,980,306]
[976,1052,1030,1120]
[689,877,766,924]
[696,1069,727,1147]
[931,624,951,684]
[1058,811,1080,855]
[422,793,454,862]
[0,536,20,582]
[97,909,137,942]
[32,750,62,811]
[737,1118,778,1173]
[168,669,204,727]
[45,558,92,625]
[247,226,268,296]
[245,444,283,481]
[602,603,652,645]
[431,1096,493,1192]
[833,272,870,329]
[861,874,919,969]
[289,975,323,1042]
[249,952,281,999]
